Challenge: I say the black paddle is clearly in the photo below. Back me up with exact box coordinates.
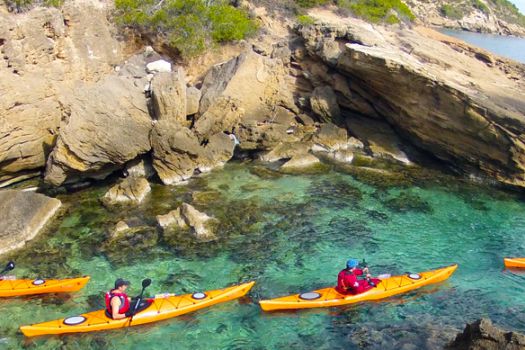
[0,261,15,275]
[128,278,152,326]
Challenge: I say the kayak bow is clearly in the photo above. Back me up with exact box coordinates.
[260,264,457,311]
[21,281,255,337]
[0,276,90,297]
[504,257,525,268]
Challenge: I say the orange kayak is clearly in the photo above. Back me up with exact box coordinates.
[0,276,90,297]
[21,281,255,337]
[504,257,525,268]
[260,265,457,311]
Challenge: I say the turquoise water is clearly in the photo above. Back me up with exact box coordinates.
[439,28,525,63]
[1,162,525,349]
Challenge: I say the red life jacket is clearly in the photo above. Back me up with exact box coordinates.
[105,290,130,316]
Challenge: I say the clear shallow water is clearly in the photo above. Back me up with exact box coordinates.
[439,28,525,63]
[1,162,525,349]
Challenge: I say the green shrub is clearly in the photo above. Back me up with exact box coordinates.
[5,0,63,11]
[295,0,331,8]
[114,0,257,58]
[337,0,415,23]
[439,4,465,19]
[471,0,489,13]
[296,14,316,25]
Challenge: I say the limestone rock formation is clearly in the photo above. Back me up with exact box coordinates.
[281,153,320,169]
[447,318,525,350]
[102,177,151,206]
[301,11,525,188]
[196,49,298,141]
[310,86,341,123]
[124,157,155,179]
[0,2,125,187]
[156,208,187,230]
[151,120,235,185]
[260,142,312,162]
[150,68,188,125]
[0,190,61,255]
[186,86,201,116]
[44,75,152,185]
[180,203,218,241]
[157,203,218,241]
[311,124,349,153]
[406,0,525,37]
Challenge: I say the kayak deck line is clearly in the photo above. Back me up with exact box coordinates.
[259,264,457,311]
[0,276,90,297]
[20,281,255,337]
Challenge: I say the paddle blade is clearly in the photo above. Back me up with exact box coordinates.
[2,261,15,273]
[142,278,152,288]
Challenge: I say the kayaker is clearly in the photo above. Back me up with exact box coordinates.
[336,259,379,295]
[105,278,131,319]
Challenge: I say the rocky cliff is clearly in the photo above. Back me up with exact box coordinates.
[0,0,525,195]
[299,9,525,187]
[406,0,525,36]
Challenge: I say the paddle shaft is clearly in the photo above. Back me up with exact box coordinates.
[128,285,148,326]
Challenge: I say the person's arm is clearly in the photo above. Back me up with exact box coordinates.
[111,297,126,320]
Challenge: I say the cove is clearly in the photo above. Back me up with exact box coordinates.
[1,162,524,349]
[439,28,525,63]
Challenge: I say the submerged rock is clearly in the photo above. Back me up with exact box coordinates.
[447,318,525,350]
[0,190,61,255]
[281,154,320,169]
[158,203,219,242]
[102,177,151,206]
[260,142,312,162]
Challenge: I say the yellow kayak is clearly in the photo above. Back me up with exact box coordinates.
[504,257,525,268]
[0,276,90,297]
[21,281,255,337]
[260,265,457,311]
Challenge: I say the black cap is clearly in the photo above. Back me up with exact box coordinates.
[114,278,130,289]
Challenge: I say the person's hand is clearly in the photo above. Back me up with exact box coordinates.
[366,274,372,279]
[363,267,369,274]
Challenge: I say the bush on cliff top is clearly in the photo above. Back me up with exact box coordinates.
[5,0,63,12]
[293,0,415,23]
[114,0,258,58]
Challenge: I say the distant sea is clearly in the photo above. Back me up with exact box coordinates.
[439,28,525,64]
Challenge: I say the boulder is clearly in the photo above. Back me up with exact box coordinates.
[180,203,219,242]
[447,318,525,350]
[281,154,320,169]
[44,74,152,186]
[102,177,151,206]
[150,121,202,185]
[196,49,297,139]
[124,157,155,179]
[150,68,188,125]
[346,116,411,164]
[186,86,201,116]
[311,124,349,152]
[146,60,172,74]
[310,86,341,123]
[156,208,187,230]
[260,142,312,162]
[0,3,125,186]
[157,203,218,242]
[326,149,354,164]
[0,190,61,255]
[151,120,235,184]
